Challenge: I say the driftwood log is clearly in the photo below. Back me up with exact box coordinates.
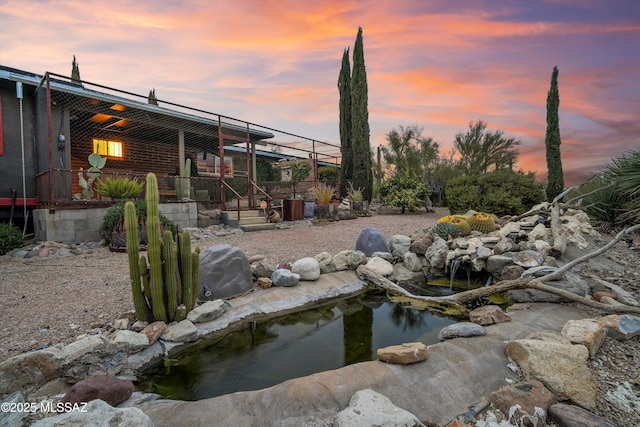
[357,223,640,316]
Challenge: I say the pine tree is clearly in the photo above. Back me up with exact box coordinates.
[338,48,352,197]
[71,55,82,85]
[350,27,372,200]
[148,88,158,105]
[545,66,564,201]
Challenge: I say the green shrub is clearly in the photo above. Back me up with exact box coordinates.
[379,176,430,213]
[0,223,24,255]
[318,166,339,182]
[446,169,544,216]
[606,149,640,226]
[569,176,623,226]
[100,199,176,246]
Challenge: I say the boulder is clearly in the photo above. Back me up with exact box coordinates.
[377,342,428,365]
[187,300,229,323]
[161,320,198,343]
[548,403,617,427]
[315,252,337,274]
[486,254,514,274]
[409,234,433,255]
[491,380,555,427]
[334,389,421,427]
[365,256,394,277]
[31,398,153,427]
[108,330,149,353]
[332,250,367,271]
[389,234,412,258]
[0,350,61,396]
[271,269,300,287]
[355,227,390,256]
[425,237,449,270]
[438,323,486,341]
[60,375,134,407]
[291,257,321,280]
[392,263,426,285]
[403,251,423,272]
[528,223,551,241]
[561,319,606,358]
[505,339,596,410]
[508,272,589,303]
[198,244,253,300]
[512,249,544,268]
[494,237,519,255]
[476,245,493,260]
[469,305,511,326]
[139,321,166,345]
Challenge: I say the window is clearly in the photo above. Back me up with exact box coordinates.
[93,139,123,159]
[197,152,233,176]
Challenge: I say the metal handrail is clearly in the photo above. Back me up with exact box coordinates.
[221,180,242,222]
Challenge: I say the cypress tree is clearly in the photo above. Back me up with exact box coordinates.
[350,27,372,200]
[545,66,564,201]
[338,48,352,196]
[71,55,82,85]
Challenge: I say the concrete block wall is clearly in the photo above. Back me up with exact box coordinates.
[34,202,198,244]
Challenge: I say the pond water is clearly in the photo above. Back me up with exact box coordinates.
[139,291,459,400]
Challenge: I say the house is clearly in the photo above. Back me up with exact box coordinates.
[0,65,339,242]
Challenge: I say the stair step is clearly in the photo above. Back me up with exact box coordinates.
[240,223,277,232]
[238,216,270,225]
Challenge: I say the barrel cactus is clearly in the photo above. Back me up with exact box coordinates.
[125,172,200,322]
[437,215,471,236]
[467,212,497,234]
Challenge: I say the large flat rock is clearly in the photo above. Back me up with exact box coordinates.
[125,296,586,427]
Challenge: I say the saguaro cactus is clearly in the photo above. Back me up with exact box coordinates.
[125,172,200,323]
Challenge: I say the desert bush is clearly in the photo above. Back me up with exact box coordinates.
[0,223,23,255]
[100,199,176,247]
[446,169,544,216]
[95,176,144,199]
[379,176,430,213]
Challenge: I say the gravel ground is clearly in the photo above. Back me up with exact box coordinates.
[0,206,638,425]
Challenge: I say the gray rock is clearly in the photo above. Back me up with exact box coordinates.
[365,256,394,277]
[0,392,28,427]
[425,237,448,270]
[521,266,562,279]
[389,234,411,258]
[334,389,421,427]
[501,265,525,280]
[333,250,367,271]
[403,251,422,272]
[187,300,229,323]
[548,403,617,427]
[494,237,518,255]
[291,257,321,281]
[486,254,514,273]
[355,227,391,257]
[161,320,198,343]
[393,263,426,285]
[198,244,253,300]
[31,398,153,427]
[476,245,493,260]
[108,330,149,353]
[512,250,544,268]
[508,272,589,303]
[438,323,487,341]
[599,314,640,340]
[252,259,276,279]
[371,251,393,262]
[271,269,300,287]
[0,350,61,396]
[315,252,337,274]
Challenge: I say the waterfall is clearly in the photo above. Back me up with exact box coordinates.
[449,258,462,290]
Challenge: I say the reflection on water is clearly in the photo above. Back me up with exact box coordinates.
[139,292,456,400]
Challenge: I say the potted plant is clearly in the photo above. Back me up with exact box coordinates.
[347,182,365,212]
[309,182,335,219]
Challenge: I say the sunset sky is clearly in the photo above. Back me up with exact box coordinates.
[1,0,638,184]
